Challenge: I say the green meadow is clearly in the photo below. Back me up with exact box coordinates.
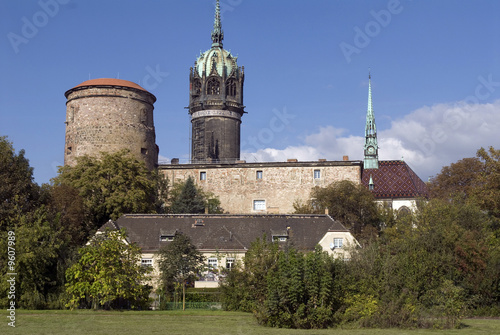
[3,310,500,335]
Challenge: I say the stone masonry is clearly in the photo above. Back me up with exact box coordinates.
[159,159,362,214]
[64,79,158,170]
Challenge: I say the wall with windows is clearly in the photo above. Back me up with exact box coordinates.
[195,252,243,288]
[160,160,362,214]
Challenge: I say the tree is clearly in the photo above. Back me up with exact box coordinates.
[294,180,379,242]
[220,236,279,312]
[474,146,500,218]
[261,246,338,329]
[65,228,151,310]
[428,157,485,202]
[0,136,69,309]
[221,239,339,329]
[428,146,500,220]
[157,233,205,310]
[54,150,164,230]
[0,136,40,231]
[169,176,223,214]
[334,199,500,328]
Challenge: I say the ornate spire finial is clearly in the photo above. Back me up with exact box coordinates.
[211,0,224,48]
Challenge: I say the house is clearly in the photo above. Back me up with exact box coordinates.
[100,214,359,288]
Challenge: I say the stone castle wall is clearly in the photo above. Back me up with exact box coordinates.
[159,160,362,214]
[64,86,158,170]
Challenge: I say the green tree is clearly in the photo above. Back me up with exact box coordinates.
[0,136,71,309]
[65,228,151,310]
[157,233,205,310]
[428,157,485,202]
[0,136,40,231]
[220,236,279,312]
[169,176,223,214]
[294,180,379,242]
[261,246,338,329]
[428,146,500,220]
[474,146,500,218]
[335,199,498,328]
[54,150,163,230]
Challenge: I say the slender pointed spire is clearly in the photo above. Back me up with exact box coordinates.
[364,71,379,169]
[366,71,376,135]
[211,0,224,48]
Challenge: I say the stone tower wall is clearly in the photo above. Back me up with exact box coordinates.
[64,86,158,170]
[191,111,241,163]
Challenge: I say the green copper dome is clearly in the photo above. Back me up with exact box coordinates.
[194,0,238,78]
[195,48,238,77]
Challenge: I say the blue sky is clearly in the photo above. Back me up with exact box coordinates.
[1,0,499,184]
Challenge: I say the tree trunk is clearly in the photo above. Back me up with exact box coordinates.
[182,279,186,311]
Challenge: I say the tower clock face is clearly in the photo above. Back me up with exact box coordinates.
[367,146,375,154]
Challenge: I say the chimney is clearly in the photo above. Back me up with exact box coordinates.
[287,158,298,162]
[205,206,209,214]
[325,208,329,215]
[318,159,326,162]
[343,155,349,161]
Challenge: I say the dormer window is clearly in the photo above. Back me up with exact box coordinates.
[160,235,174,242]
[271,229,289,242]
[160,229,176,242]
[273,236,288,242]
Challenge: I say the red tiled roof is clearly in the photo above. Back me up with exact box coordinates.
[361,160,428,199]
[71,78,148,92]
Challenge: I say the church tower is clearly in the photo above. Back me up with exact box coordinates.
[188,0,245,163]
[363,73,379,169]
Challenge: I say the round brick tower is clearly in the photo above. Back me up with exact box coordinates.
[64,78,158,170]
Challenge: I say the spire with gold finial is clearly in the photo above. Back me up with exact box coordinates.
[211,0,224,48]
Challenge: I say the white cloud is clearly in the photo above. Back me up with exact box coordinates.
[241,100,500,180]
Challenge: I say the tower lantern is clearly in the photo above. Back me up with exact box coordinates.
[189,0,245,163]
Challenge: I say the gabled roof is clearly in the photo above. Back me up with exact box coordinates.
[361,160,428,199]
[102,214,350,253]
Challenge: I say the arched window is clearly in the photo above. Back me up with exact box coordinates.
[226,79,236,96]
[207,77,220,95]
[397,206,411,218]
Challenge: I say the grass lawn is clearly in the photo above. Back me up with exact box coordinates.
[2,310,500,335]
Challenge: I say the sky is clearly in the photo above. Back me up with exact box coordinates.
[1,0,499,185]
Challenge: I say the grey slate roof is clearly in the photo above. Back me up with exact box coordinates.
[101,214,349,253]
